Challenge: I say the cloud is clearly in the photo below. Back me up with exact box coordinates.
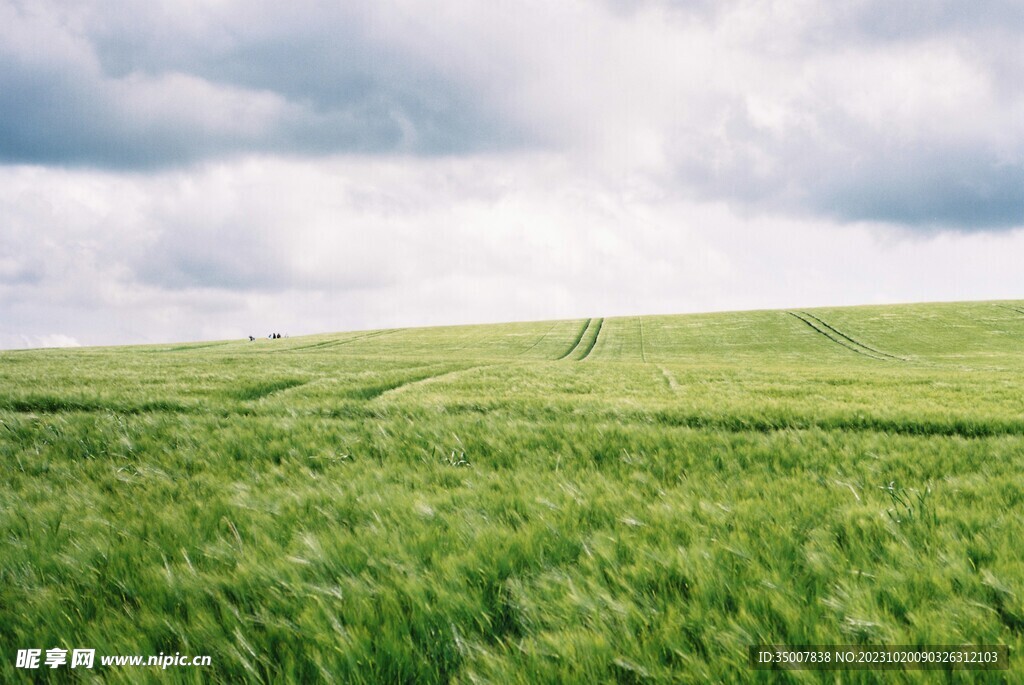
[373,0,1024,231]
[2,155,1024,350]
[640,6,1024,229]
[34,334,81,349]
[0,155,732,346]
[3,0,1024,357]
[823,0,1024,42]
[811,147,1024,228]
[0,1,527,168]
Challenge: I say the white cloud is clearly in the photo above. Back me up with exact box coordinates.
[2,155,1024,349]
[3,1,1024,347]
[35,334,82,348]
[6,334,82,350]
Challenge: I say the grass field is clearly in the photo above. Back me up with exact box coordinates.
[2,300,1023,683]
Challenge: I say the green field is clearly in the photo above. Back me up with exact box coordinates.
[2,301,1023,683]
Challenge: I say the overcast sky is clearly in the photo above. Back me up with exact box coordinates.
[2,0,1024,348]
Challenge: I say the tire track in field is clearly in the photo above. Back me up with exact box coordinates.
[517,322,559,356]
[373,364,499,400]
[638,317,649,363]
[995,303,1024,316]
[658,366,679,392]
[787,312,890,361]
[577,318,604,361]
[277,329,402,353]
[557,319,592,360]
[159,341,233,353]
[799,312,906,361]
[235,379,308,401]
[276,338,349,352]
[263,361,444,402]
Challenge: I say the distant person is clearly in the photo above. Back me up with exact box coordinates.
[248,335,255,342]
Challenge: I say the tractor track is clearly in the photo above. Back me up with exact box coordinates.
[374,364,498,400]
[557,319,592,360]
[996,303,1024,316]
[158,341,232,353]
[517,322,559,356]
[278,329,401,353]
[788,312,891,361]
[798,312,905,361]
[577,318,604,361]
[659,365,679,392]
[638,317,648,363]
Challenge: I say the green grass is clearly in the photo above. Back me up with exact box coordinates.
[2,300,1023,683]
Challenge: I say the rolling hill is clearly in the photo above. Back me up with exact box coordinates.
[2,301,1022,682]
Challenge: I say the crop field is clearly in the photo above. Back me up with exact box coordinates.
[2,301,1023,683]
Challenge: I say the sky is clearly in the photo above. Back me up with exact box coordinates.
[2,0,1024,348]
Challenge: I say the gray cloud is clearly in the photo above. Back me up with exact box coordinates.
[0,56,243,167]
[672,99,1024,229]
[3,0,1024,233]
[619,0,1024,37]
[4,156,1024,351]
[0,1,526,168]
[134,211,398,293]
[582,1,1024,230]
[813,149,1024,228]
[827,1,1024,42]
